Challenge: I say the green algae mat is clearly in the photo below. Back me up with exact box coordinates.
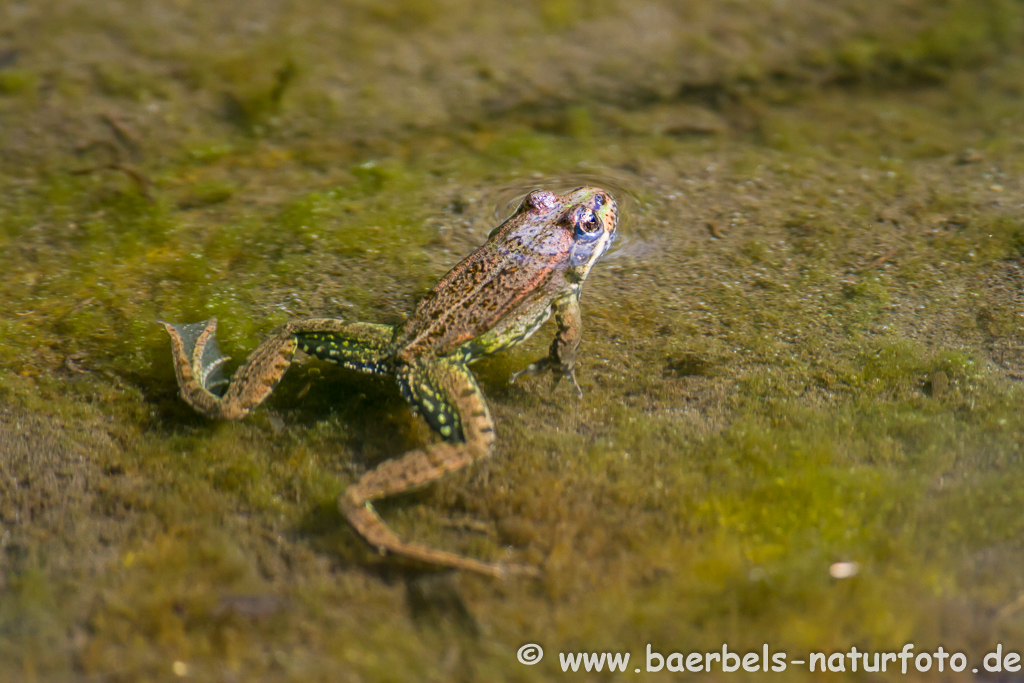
[3,1,1024,680]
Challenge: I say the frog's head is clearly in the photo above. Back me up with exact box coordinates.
[507,187,617,280]
[555,187,618,278]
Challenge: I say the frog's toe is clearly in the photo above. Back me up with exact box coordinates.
[160,318,231,394]
[564,368,583,398]
[509,357,554,385]
[510,358,582,397]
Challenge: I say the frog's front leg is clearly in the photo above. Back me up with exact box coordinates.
[338,361,538,578]
[509,294,583,396]
[162,317,393,420]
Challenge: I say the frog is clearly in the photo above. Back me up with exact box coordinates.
[162,186,618,578]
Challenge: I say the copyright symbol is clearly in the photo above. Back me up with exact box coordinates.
[517,643,544,665]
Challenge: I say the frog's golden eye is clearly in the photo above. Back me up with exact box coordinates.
[573,207,601,240]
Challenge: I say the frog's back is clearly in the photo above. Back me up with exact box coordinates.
[394,220,572,361]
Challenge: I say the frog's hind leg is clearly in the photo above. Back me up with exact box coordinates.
[294,322,394,375]
[162,318,394,421]
[339,362,538,579]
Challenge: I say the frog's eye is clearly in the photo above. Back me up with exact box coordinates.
[573,207,601,240]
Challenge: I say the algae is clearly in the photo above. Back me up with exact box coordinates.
[2,0,1024,681]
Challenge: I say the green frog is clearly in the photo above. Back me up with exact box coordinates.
[163,186,618,577]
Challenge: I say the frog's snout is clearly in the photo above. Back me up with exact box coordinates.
[593,190,618,234]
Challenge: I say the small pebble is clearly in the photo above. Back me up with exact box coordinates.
[829,561,860,579]
[955,149,983,164]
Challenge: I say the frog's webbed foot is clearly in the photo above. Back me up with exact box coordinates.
[162,317,298,420]
[509,356,583,398]
[162,319,231,395]
[339,361,541,579]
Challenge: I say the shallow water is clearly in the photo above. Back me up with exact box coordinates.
[2,1,1024,681]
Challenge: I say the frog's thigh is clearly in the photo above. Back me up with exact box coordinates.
[291,320,394,371]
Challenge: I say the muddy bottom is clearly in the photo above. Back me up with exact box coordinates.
[2,1,1024,681]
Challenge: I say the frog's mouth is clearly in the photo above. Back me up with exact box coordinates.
[569,230,617,283]
[570,227,615,269]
